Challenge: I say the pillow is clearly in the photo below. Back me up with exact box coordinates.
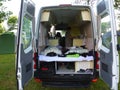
[41,46,62,56]
[65,47,88,54]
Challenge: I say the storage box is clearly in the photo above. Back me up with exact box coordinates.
[73,39,84,47]
[41,11,50,22]
[81,11,91,21]
[75,60,94,72]
[48,39,58,46]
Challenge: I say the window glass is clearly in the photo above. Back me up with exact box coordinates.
[101,15,111,49]
[22,16,32,50]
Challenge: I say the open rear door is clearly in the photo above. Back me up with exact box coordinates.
[16,0,35,90]
[97,0,119,90]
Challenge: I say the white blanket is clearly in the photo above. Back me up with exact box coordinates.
[39,55,93,62]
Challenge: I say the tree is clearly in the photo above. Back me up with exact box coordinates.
[114,0,120,8]
[0,0,12,24]
[7,16,18,31]
[0,24,5,35]
[0,0,12,34]
[101,22,110,34]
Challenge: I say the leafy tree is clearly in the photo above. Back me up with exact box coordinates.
[7,16,17,31]
[114,0,120,8]
[0,0,12,24]
[0,24,5,35]
[0,0,12,34]
[101,22,110,34]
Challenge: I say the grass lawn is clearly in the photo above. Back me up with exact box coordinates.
[0,54,16,90]
[0,54,119,90]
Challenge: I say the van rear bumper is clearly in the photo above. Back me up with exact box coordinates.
[39,74,93,81]
[34,71,93,87]
[41,75,92,87]
[42,81,91,88]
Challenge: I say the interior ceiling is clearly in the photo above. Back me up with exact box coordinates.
[52,10,80,24]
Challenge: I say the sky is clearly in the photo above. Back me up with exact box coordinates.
[4,0,21,16]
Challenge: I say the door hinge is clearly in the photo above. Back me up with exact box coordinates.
[117,44,120,51]
[17,67,22,79]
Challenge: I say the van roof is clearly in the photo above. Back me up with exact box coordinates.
[40,5,91,11]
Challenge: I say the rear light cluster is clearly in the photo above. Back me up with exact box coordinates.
[92,51,100,83]
[33,53,42,82]
[95,51,99,69]
[33,52,37,71]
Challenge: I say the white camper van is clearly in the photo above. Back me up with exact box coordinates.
[16,0,119,90]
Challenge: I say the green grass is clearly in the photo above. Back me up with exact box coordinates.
[0,54,119,90]
[0,54,16,90]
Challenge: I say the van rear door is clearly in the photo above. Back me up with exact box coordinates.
[97,0,119,90]
[16,0,35,90]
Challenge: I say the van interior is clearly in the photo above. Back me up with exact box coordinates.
[38,6,94,74]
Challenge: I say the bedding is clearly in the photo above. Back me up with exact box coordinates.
[39,46,94,62]
[65,47,88,54]
[41,46,62,56]
[39,55,93,62]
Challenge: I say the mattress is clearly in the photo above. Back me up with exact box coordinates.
[39,55,93,62]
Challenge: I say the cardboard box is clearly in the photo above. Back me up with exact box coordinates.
[75,60,94,72]
[48,39,58,46]
[73,39,84,47]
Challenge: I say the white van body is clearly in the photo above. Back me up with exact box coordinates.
[16,0,119,90]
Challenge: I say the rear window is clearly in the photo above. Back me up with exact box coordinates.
[22,15,32,50]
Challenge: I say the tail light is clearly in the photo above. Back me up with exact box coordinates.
[91,51,99,83]
[33,53,42,83]
[33,52,37,71]
[95,51,99,69]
